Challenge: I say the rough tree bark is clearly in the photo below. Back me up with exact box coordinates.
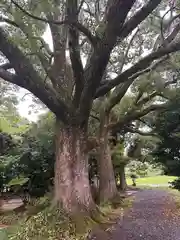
[98,110,118,203]
[119,164,127,191]
[54,122,96,214]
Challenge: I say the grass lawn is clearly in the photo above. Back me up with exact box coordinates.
[127,175,177,186]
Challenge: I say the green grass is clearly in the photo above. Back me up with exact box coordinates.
[127,175,177,186]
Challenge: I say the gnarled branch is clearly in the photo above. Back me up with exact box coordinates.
[109,102,170,131]
[67,0,84,107]
[11,0,97,46]
[120,0,162,39]
[0,27,70,123]
[96,42,180,97]
[0,68,16,83]
[78,0,136,122]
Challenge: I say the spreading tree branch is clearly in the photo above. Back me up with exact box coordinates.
[67,0,84,107]
[135,72,176,106]
[0,27,70,123]
[105,56,168,112]
[0,62,13,70]
[77,0,85,14]
[110,102,170,131]
[160,5,175,44]
[46,7,68,91]
[0,16,20,28]
[136,91,158,107]
[119,28,139,74]
[104,0,136,38]
[11,0,97,46]
[120,0,162,39]
[78,0,136,122]
[154,13,180,50]
[163,23,180,46]
[0,15,55,82]
[96,42,180,97]
[105,28,139,112]
[0,67,17,83]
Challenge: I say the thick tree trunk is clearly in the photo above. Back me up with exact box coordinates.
[119,165,127,191]
[98,111,118,203]
[54,124,96,214]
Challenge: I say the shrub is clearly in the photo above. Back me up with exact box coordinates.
[170,178,180,190]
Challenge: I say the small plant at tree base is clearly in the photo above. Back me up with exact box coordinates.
[130,174,138,187]
[170,178,180,191]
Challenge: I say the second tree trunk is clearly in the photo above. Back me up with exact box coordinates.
[119,164,127,191]
[98,111,118,203]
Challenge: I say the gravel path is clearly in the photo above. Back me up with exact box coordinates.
[89,189,180,240]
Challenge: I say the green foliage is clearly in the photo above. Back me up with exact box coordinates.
[7,177,29,187]
[95,22,106,39]
[113,95,136,118]
[152,101,180,176]
[0,111,55,196]
[0,132,15,155]
[0,80,29,135]
[170,178,180,191]
[112,143,130,170]
[127,161,154,177]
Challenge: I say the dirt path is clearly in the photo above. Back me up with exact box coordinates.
[0,198,23,212]
[89,189,180,240]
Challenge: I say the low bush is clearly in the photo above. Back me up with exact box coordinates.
[170,177,180,190]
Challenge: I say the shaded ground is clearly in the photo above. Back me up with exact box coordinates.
[89,189,180,240]
[1,198,23,211]
[0,198,23,239]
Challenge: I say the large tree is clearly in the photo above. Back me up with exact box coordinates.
[93,0,180,201]
[150,100,180,175]
[1,0,180,215]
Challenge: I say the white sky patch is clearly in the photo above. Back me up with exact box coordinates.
[42,26,54,51]
[17,89,44,122]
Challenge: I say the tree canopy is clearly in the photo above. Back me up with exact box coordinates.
[152,101,180,175]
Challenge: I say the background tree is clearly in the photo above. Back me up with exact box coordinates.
[91,0,180,202]
[151,101,180,175]
[112,142,130,191]
[0,111,54,196]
